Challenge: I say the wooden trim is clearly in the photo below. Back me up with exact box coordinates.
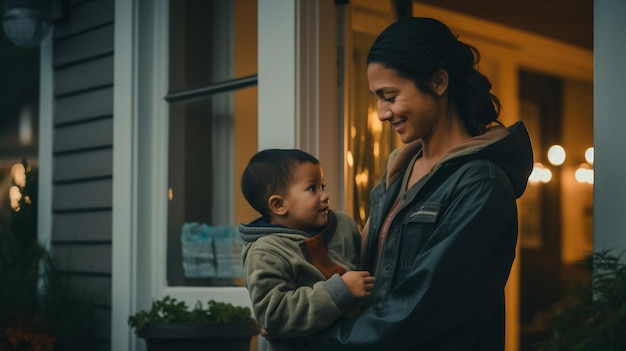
[38,32,54,251]
[111,0,136,349]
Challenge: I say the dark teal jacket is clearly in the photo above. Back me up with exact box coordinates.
[312,121,533,350]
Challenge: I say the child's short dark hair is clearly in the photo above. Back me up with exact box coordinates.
[241,149,320,220]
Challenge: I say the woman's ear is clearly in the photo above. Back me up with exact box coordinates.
[268,195,287,216]
[431,69,449,96]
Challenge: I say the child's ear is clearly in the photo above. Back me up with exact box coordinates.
[268,195,287,216]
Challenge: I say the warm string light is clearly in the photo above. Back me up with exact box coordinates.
[529,162,552,183]
[585,147,594,165]
[528,145,593,185]
[575,163,594,184]
[547,145,566,166]
[576,147,594,184]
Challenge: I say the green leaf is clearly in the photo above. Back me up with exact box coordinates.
[128,296,254,331]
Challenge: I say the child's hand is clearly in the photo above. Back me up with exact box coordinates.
[341,271,375,298]
[260,327,274,340]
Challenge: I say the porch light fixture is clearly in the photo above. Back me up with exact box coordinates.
[2,0,66,47]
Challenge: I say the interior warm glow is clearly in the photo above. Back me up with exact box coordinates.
[547,145,566,166]
[355,169,369,187]
[354,169,369,187]
[373,141,380,157]
[359,206,366,222]
[168,187,174,201]
[368,107,383,134]
[585,147,594,165]
[346,151,354,167]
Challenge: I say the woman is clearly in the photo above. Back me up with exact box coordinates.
[312,17,533,350]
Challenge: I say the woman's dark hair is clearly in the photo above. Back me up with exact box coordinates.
[241,149,320,220]
[367,17,502,136]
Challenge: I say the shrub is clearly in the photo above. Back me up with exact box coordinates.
[537,250,626,350]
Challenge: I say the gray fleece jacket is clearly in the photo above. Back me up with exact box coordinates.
[239,210,362,351]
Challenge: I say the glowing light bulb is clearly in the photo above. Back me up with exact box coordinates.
[528,163,552,183]
[585,147,594,165]
[575,163,594,184]
[547,145,566,166]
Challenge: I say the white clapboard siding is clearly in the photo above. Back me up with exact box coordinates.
[51,244,112,274]
[52,179,113,211]
[53,118,113,152]
[53,211,112,242]
[54,56,114,96]
[50,0,115,348]
[54,149,112,182]
[91,306,113,344]
[54,0,114,40]
[54,25,114,67]
[64,275,112,305]
[55,87,113,125]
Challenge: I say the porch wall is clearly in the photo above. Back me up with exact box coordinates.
[50,0,114,349]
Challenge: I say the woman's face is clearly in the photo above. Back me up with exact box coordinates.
[367,63,441,143]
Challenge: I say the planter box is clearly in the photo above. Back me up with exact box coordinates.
[137,321,259,351]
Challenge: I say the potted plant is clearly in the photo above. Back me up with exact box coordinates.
[536,250,626,350]
[128,295,259,351]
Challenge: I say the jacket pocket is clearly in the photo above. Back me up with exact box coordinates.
[397,203,440,277]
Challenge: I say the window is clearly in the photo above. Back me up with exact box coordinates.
[345,2,397,229]
[166,0,258,287]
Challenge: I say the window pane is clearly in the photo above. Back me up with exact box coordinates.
[169,1,235,91]
[166,0,258,287]
[167,92,247,287]
[346,7,399,228]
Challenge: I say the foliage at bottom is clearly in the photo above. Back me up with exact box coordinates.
[537,250,626,351]
[0,161,94,351]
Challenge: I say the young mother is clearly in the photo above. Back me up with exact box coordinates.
[312,17,533,350]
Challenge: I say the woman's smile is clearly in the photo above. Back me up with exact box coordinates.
[391,118,406,131]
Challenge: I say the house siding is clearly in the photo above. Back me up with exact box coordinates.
[51,0,114,349]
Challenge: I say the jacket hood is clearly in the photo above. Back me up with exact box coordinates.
[385,121,534,198]
[239,210,338,243]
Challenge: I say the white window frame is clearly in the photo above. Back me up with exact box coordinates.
[132,0,250,311]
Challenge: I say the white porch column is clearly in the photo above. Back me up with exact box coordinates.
[258,0,344,208]
[258,0,298,149]
[112,0,137,350]
[594,0,626,255]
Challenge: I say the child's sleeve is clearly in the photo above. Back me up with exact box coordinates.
[244,244,354,338]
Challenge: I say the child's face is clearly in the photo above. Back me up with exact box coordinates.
[281,161,329,231]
